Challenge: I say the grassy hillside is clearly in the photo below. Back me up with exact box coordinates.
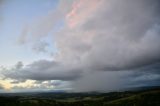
[0,88,160,106]
[104,90,160,106]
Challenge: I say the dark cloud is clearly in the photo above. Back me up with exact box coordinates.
[72,63,160,92]
[79,0,160,71]
[48,0,160,73]
[3,60,82,81]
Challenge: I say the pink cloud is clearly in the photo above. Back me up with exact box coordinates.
[66,0,103,28]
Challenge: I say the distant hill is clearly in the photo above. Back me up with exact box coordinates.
[0,86,160,106]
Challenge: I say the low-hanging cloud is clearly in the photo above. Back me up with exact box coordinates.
[3,60,82,81]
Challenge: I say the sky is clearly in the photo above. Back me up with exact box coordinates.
[0,0,160,92]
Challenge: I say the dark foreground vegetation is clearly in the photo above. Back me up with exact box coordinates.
[0,87,160,106]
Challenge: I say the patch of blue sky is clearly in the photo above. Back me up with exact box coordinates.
[0,0,59,66]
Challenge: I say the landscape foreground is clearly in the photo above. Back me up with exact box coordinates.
[0,87,160,106]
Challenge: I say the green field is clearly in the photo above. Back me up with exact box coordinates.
[0,88,160,106]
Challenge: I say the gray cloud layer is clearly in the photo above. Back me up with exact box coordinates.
[1,0,160,91]
[3,60,82,81]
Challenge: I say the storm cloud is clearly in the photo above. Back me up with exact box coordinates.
[1,0,160,91]
[3,60,82,81]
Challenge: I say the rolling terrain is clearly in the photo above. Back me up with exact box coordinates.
[0,87,160,106]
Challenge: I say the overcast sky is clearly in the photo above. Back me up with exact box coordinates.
[0,0,160,92]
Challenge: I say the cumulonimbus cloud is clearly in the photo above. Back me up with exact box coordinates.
[1,0,160,91]
[55,0,160,71]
